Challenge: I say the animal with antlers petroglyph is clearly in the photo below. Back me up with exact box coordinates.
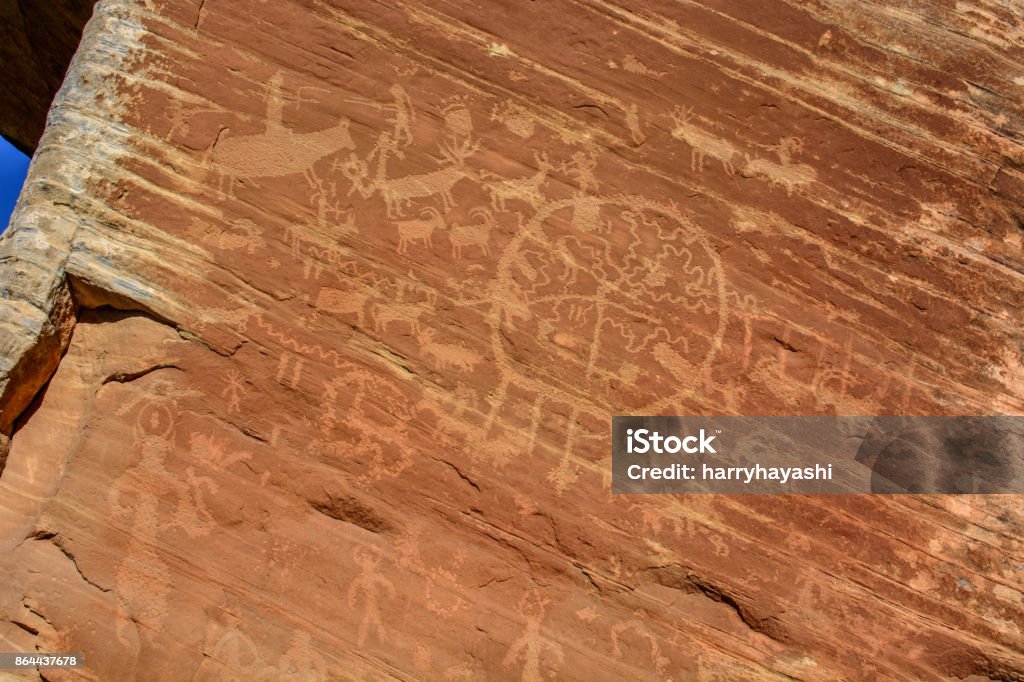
[669,105,740,175]
[741,137,816,195]
[483,152,554,211]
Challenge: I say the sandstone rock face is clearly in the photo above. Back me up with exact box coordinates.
[0,0,96,154]
[1,0,1024,679]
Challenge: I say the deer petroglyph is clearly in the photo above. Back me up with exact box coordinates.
[669,106,740,175]
[741,137,816,195]
[484,152,553,211]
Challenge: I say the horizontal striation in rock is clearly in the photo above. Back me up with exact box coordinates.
[0,0,1022,679]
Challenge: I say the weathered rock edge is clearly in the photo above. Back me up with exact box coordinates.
[0,2,182,471]
[0,0,97,155]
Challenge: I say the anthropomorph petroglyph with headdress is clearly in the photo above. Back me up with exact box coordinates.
[502,590,565,682]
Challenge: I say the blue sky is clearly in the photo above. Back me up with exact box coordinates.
[0,137,30,234]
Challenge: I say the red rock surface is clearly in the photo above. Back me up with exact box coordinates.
[0,0,96,154]
[1,0,1024,679]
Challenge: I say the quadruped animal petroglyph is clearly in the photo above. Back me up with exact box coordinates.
[10,4,1019,674]
[340,133,480,217]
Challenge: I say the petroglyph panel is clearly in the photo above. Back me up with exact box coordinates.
[1,0,1023,679]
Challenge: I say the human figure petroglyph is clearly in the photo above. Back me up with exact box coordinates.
[546,405,606,494]
[396,206,445,254]
[305,166,352,230]
[112,547,171,649]
[221,369,246,414]
[388,84,416,148]
[669,106,740,175]
[562,149,599,193]
[347,546,397,647]
[559,150,614,234]
[341,133,479,217]
[347,84,416,153]
[108,402,172,648]
[174,467,219,537]
[449,207,495,258]
[210,72,354,194]
[483,152,554,211]
[502,591,565,682]
[728,290,764,372]
[109,392,219,649]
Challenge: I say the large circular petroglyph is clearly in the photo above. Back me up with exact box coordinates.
[488,195,727,412]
